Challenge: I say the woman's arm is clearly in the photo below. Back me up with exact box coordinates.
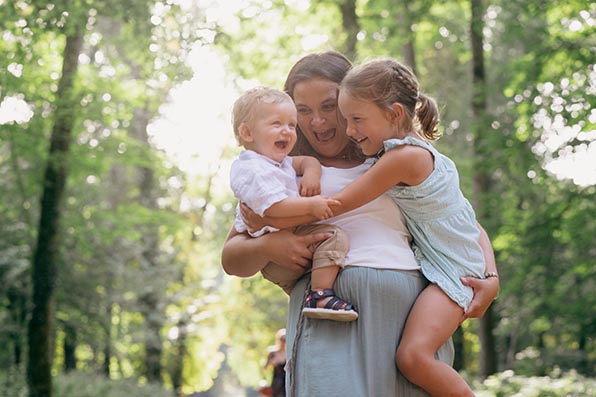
[461,223,500,319]
[221,226,332,277]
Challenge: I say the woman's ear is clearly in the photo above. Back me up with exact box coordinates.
[239,122,254,143]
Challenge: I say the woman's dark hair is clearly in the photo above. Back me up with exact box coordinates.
[283,51,359,158]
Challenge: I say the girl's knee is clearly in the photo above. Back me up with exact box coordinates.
[396,344,430,374]
[395,344,415,373]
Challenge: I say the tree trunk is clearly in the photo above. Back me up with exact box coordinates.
[452,327,465,371]
[171,321,188,397]
[27,29,83,397]
[63,323,77,372]
[470,0,497,378]
[7,286,27,366]
[131,107,164,383]
[339,0,359,61]
[397,0,417,75]
[102,300,113,377]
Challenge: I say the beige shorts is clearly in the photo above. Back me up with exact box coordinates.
[261,224,349,295]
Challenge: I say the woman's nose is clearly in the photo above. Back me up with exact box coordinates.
[310,112,326,126]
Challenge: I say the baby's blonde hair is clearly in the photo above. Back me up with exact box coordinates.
[231,86,294,145]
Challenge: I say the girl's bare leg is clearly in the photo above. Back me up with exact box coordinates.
[396,284,474,397]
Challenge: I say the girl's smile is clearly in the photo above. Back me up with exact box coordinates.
[338,91,398,156]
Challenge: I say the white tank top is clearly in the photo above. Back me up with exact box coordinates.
[318,160,419,270]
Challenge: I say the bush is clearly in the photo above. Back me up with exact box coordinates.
[0,367,26,397]
[54,371,172,397]
[473,368,596,397]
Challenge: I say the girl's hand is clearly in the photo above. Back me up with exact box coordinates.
[461,276,499,320]
[240,202,269,233]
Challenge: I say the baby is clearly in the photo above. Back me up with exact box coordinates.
[229,86,357,321]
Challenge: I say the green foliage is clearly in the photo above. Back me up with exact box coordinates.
[1,0,595,394]
[473,369,596,397]
[0,366,27,397]
[54,371,171,397]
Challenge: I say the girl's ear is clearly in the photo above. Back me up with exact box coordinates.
[239,122,254,143]
[389,102,404,124]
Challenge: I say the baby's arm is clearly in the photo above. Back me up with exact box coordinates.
[292,155,322,197]
[241,202,314,231]
[264,195,339,220]
[243,146,431,230]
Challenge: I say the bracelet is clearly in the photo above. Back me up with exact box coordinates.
[484,272,499,279]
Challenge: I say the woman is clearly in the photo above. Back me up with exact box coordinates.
[262,328,287,397]
[222,51,499,397]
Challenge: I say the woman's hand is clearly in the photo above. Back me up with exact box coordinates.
[222,226,330,277]
[461,276,499,320]
[261,228,331,271]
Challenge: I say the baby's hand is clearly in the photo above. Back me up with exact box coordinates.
[240,202,267,233]
[308,195,341,220]
[298,175,321,197]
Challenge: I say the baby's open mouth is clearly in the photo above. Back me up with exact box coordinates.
[275,140,289,149]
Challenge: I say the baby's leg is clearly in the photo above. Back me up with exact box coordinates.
[310,264,339,293]
[297,224,357,321]
[396,284,474,397]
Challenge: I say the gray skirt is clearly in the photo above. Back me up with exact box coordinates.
[285,267,454,397]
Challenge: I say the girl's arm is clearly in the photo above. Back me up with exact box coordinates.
[246,146,432,230]
[331,146,432,216]
[221,225,332,277]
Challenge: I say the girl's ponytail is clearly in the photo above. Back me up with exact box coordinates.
[416,93,441,141]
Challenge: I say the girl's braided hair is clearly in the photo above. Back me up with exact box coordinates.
[340,58,441,141]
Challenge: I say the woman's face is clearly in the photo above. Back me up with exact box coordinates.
[292,78,351,160]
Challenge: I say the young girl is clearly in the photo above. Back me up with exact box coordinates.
[331,58,489,396]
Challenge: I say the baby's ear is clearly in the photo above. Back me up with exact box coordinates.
[239,122,254,143]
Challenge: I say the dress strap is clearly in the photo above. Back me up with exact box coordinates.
[383,136,436,156]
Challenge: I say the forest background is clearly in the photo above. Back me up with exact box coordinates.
[1,0,595,396]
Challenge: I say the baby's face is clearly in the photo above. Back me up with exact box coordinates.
[249,100,298,163]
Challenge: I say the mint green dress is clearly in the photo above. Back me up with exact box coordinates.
[383,137,485,311]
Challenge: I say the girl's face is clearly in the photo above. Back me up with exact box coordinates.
[338,90,397,156]
[292,78,352,161]
[242,100,297,163]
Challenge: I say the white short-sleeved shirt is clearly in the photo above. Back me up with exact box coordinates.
[230,150,299,237]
